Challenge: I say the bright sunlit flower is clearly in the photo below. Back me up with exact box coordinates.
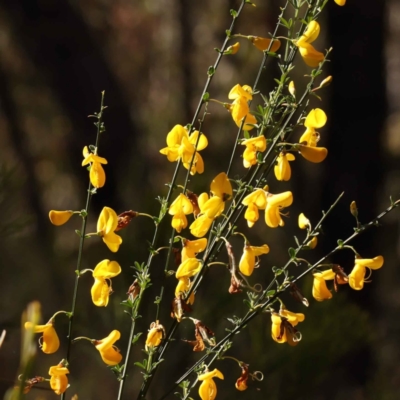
[296,21,325,67]
[312,269,336,301]
[298,144,328,163]
[189,173,232,237]
[82,146,108,188]
[48,364,69,395]
[160,125,208,175]
[348,255,384,290]
[25,319,60,354]
[48,210,74,226]
[182,238,208,261]
[91,259,122,307]
[94,330,122,365]
[190,214,214,238]
[198,368,224,400]
[97,207,123,252]
[239,244,269,276]
[228,84,257,131]
[242,188,267,227]
[176,258,202,279]
[249,36,281,52]
[271,309,305,346]
[145,321,165,350]
[334,0,346,5]
[169,193,194,233]
[241,136,267,168]
[300,108,327,145]
[298,213,310,229]
[265,191,293,228]
[274,152,295,181]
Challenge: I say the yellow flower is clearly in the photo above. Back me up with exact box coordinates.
[312,269,336,301]
[271,309,305,346]
[298,144,328,163]
[198,368,224,400]
[298,213,310,229]
[145,321,165,350]
[274,152,295,181]
[48,210,74,226]
[182,238,208,261]
[25,320,59,354]
[211,172,232,201]
[224,42,240,55]
[334,0,346,5]
[249,36,281,53]
[190,214,213,238]
[296,21,324,67]
[160,125,208,174]
[242,188,267,227]
[169,193,194,233]
[189,173,232,237]
[239,244,269,276]
[97,207,123,252]
[228,84,256,131]
[299,108,327,147]
[94,330,122,365]
[265,191,293,228]
[241,136,267,168]
[349,256,384,290]
[228,84,253,101]
[82,146,108,188]
[176,258,202,279]
[175,277,195,305]
[49,364,69,395]
[91,260,122,307]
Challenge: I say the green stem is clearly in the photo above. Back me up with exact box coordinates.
[60,91,106,400]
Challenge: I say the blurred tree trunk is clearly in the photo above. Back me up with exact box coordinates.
[321,0,387,396]
[2,0,141,212]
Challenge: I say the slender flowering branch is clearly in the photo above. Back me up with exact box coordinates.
[158,197,399,400]
[60,91,106,400]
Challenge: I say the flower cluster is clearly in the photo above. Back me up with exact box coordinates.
[160,124,208,174]
[242,187,293,228]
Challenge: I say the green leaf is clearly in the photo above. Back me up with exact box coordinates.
[202,92,210,102]
[288,247,296,259]
[337,239,344,247]
[266,290,276,296]
[207,66,215,77]
[132,332,143,345]
[230,9,238,18]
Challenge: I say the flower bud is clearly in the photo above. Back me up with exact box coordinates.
[288,81,296,97]
[320,75,333,88]
[350,201,358,218]
[224,42,240,55]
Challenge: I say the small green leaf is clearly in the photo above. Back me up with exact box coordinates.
[132,332,143,345]
[337,239,344,247]
[288,247,296,259]
[266,290,276,296]
[230,9,238,18]
[202,92,210,102]
[207,66,215,77]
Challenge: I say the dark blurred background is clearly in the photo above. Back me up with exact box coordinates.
[1,0,399,399]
